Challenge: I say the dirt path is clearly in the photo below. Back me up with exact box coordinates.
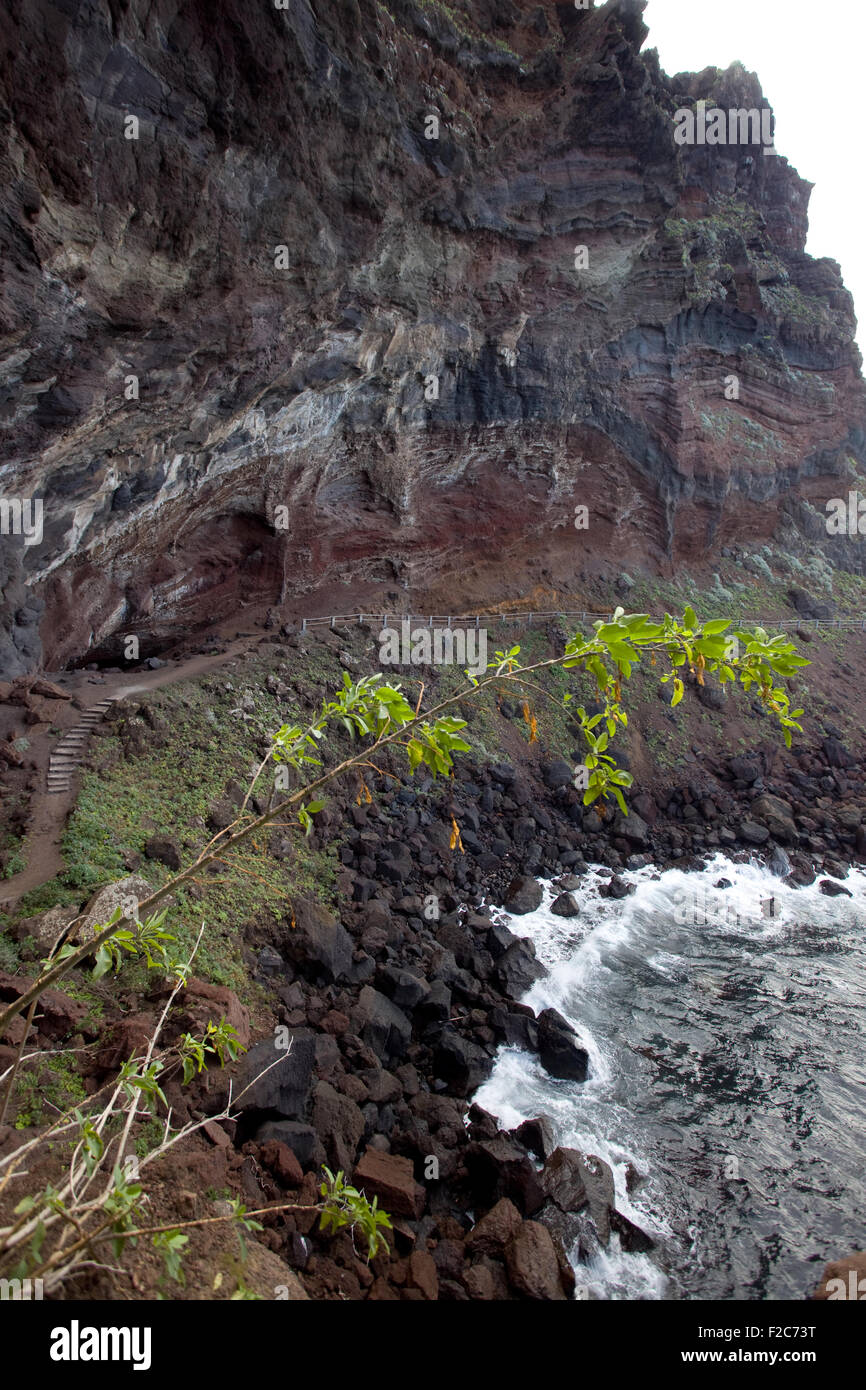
[0,625,272,912]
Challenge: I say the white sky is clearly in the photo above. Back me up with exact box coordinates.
[641,0,866,356]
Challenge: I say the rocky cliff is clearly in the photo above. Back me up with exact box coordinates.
[1,0,864,675]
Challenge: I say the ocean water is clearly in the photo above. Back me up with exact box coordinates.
[475,856,866,1300]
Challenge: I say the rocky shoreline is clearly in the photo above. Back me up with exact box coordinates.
[3,627,863,1300]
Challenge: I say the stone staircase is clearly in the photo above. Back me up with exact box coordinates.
[47,697,116,795]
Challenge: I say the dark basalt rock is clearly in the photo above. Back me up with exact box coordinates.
[355,986,413,1062]
[738,819,770,846]
[252,1121,324,1170]
[541,759,574,790]
[280,898,356,985]
[503,875,543,914]
[495,939,546,999]
[236,1034,316,1122]
[536,1009,589,1082]
[432,1029,494,1096]
[819,878,853,898]
[464,1136,546,1217]
[613,811,650,847]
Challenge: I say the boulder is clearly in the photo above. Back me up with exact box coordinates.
[696,680,726,711]
[357,1067,401,1104]
[505,1221,569,1300]
[536,1009,589,1082]
[433,1029,493,1095]
[465,1197,523,1255]
[819,879,853,898]
[539,1147,589,1213]
[206,799,235,831]
[93,1012,157,1073]
[29,677,72,701]
[464,1136,545,1216]
[550,892,580,918]
[406,1250,439,1300]
[750,795,797,844]
[609,1209,656,1254]
[77,875,155,943]
[356,986,412,1062]
[353,1148,425,1219]
[0,740,24,767]
[0,972,87,1044]
[788,588,833,621]
[503,875,543,914]
[737,819,770,846]
[486,919,517,958]
[567,1150,616,1245]
[610,875,634,900]
[143,836,182,870]
[823,735,854,769]
[496,939,545,999]
[258,1138,304,1186]
[613,811,650,847]
[281,898,355,984]
[77,878,165,945]
[236,1032,316,1119]
[416,978,451,1026]
[510,1115,556,1160]
[311,1080,365,1172]
[15,904,77,954]
[33,987,87,1040]
[253,1120,324,1169]
[728,756,759,783]
[541,759,574,790]
[555,874,582,891]
[498,1008,539,1051]
[377,966,430,1012]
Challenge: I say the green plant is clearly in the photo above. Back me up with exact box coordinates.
[179,1018,243,1084]
[12,1054,87,1129]
[0,933,20,971]
[153,1228,188,1285]
[319,1166,393,1260]
[3,851,25,880]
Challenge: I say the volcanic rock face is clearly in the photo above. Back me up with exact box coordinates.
[0,0,864,674]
